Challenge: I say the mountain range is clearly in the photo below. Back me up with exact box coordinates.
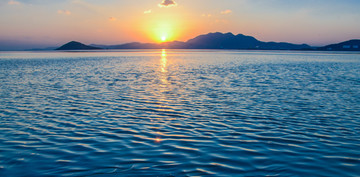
[56,32,360,51]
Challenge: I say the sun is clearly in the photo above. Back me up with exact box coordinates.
[161,35,167,42]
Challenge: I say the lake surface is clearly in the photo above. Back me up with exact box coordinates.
[0,50,359,177]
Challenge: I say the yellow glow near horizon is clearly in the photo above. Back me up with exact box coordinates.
[154,22,174,43]
[136,9,191,43]
[142,19,178,43]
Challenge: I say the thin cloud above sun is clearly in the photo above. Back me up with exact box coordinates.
[8,0,20,5]
[158,0,177,8]
[202,14,212,17]
[221,10,232,15]
[108,17,117,21]
[58,10,71,15]
[144,9,152,14]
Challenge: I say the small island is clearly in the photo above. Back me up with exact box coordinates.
[56,41,101,50]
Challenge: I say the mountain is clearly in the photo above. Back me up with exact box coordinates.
[185,32,310,50]
[318,40,360,51]
[185,32,259,49]
[56,41,101,50]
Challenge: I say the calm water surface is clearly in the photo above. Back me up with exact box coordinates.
[0,50,359,176]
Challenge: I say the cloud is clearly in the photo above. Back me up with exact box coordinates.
[108,17,117,21]
[57,10,71,15]
[221,10,232,14]
[202,14,212,17]
[158,0,177,8]
[5,0,63,6]
[8,0,21,5]
[144,9,152,14]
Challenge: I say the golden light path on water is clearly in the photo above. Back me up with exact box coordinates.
[154,49,168,144]
[161,49,167,74]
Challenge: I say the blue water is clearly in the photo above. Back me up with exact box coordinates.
[0,50,359,177]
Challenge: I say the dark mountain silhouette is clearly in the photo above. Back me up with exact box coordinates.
[185,32,259,49]
[56,41,101,50]
[318,40,360,51]
[57,32,359,51]
[185,32,310,50]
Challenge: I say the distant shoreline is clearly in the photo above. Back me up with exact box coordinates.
[54,33,359,52]
[2,32,359,52]
[2,49,360,55]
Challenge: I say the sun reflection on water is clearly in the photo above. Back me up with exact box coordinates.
[161,49,167,73]
[155,136,162,143]
[152,49,170,144]
[160,49,168,86]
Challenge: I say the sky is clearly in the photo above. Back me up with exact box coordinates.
[1,0,360,50]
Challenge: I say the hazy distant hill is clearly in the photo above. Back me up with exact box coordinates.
[29,46,58,51]
[90,41,187,49]
[56,41,101,50]
[318,40,360,51]
[93,42,161,49]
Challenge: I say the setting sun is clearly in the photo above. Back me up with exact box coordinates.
[161,36,167,42]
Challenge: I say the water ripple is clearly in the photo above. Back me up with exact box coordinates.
[1,50,360,176]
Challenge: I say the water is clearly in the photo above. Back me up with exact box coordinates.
[0,50,359,177]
